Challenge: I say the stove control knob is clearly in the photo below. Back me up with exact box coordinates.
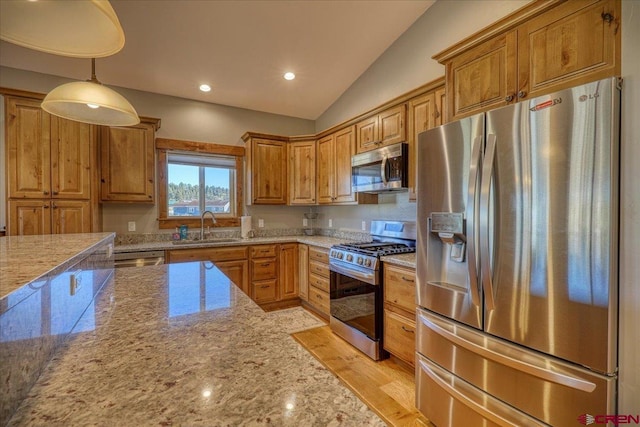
[330,250,334,257]
[365,259,372,267]
[338,252,344,259]
[357,257,363,265]
[346,254,353,262]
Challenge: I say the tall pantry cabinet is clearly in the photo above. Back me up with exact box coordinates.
[5,95,100,235]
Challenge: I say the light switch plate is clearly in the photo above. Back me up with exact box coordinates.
[328,219,333,227]
[258,219,264,228]
[128,221,136,232]
[361,221,366,231]
[303,218,308,227]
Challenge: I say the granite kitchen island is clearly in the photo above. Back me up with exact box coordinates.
[6,261,385,426]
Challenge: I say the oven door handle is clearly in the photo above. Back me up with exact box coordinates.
[329,260,378,285]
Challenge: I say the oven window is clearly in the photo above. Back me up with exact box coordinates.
[330,271,379,340]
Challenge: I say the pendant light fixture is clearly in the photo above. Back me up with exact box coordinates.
[42,58,140,126]
[0,0,125,58]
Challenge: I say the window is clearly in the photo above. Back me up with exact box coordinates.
[157,138,245,229]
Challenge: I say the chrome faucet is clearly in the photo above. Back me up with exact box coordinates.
[200,210,217,240]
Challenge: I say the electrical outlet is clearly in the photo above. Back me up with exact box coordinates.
[328,219,333,227]
[128,221,136,232]
[258,218,264,228]
[361,221,366,231]
[303,218,308,227]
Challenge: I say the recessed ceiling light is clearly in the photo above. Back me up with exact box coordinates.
[283,72,295,81]
[199,84,211,92]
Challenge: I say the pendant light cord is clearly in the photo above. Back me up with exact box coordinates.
[89,58,102,85]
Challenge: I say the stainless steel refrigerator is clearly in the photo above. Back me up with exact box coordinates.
[416,77,620,426]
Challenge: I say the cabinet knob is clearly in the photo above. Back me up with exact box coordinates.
[518,91,527,99]
[43,191,49,195]
[505,94,514,102]
[52,203,58,209]
[44,204,50,209]
[52,191,59,195]
[602,12,614,24]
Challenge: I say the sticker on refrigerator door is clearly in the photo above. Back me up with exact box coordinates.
[530,97,562,112]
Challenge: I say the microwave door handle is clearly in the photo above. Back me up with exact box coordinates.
[380,155,389,185]
[466,135,483,307]
[480,133,497,310]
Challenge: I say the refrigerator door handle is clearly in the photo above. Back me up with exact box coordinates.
[417,357,544,427]
[466,135,483,307]
[418,311,597,392]
[480,133,497,310]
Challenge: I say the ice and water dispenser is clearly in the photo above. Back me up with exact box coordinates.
[429,212,466,263]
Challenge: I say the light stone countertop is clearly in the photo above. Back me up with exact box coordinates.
[7,262,386,426]
[115,235,354,253]
[0,233,115,305]
[381,252,417,269]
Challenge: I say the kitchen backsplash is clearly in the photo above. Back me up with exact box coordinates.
[114,227,371,246]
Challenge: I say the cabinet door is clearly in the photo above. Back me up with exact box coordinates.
[6,97,51,199]
[446,30,518,121]
[298,244,309,301]
[100,123,155,202]
[379,104,406,147]
[518,0,620,100]
[50,117,93,200]
[383,309,416,366]
[316,134,335,204]
[279,243,299,300]
[355,115,378,153]
[333,126,356,204]
[52,200,91,234]
[434,86,446,127]
[288,140,316,205]
[408,92,437,202]
[251,258,278,281]
[8,200,51,235]
[251,138,287,204]
[216,259,249,295]
[253,279,278,304]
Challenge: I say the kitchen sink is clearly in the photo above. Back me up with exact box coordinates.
[171,238,240,245]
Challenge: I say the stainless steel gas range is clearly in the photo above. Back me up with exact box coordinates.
[329,220,416,360]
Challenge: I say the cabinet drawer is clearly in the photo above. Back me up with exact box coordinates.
[384,264,416,312]
[253,279,278,304]
[308,286,330,315]
[250,244,278,258]
[384,309,416,366]
[309,260,329,278]
[251,258,277,281]
[309,272,329,293]
[308,246,329,263]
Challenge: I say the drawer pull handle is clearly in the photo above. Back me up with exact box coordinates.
[260,285,270,289]
[401,326,414,333]
[260,263,270,267]
[401,276,414,282]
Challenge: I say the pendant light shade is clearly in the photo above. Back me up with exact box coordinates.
[0,0,125,58]
[42,59,139,126]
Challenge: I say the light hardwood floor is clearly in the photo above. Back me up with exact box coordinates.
[292,326,433,427]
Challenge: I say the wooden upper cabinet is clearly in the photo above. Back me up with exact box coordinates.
[6,96,92,200]
[51,116,92,199]
[317,126,356,205]
[407,90,439,202]
[445,30,518,121]
[6,97,51,199]
[100,119,158,203]
[356,104,406,153]
[288,139,316,205]
[316,134,335,204]
[333,126,356,204]
[245,136,288,205]
[437,0,620,122]
[517,0,620,99]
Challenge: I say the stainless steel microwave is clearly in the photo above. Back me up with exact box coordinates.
[351,142,409,193]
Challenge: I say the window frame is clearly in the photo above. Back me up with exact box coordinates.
[157,138,245,229]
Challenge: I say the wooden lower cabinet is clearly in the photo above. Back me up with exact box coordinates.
[383,263,417,367]
[166,243,300,308]
[8,199,91,236]
[306,246,330,317]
